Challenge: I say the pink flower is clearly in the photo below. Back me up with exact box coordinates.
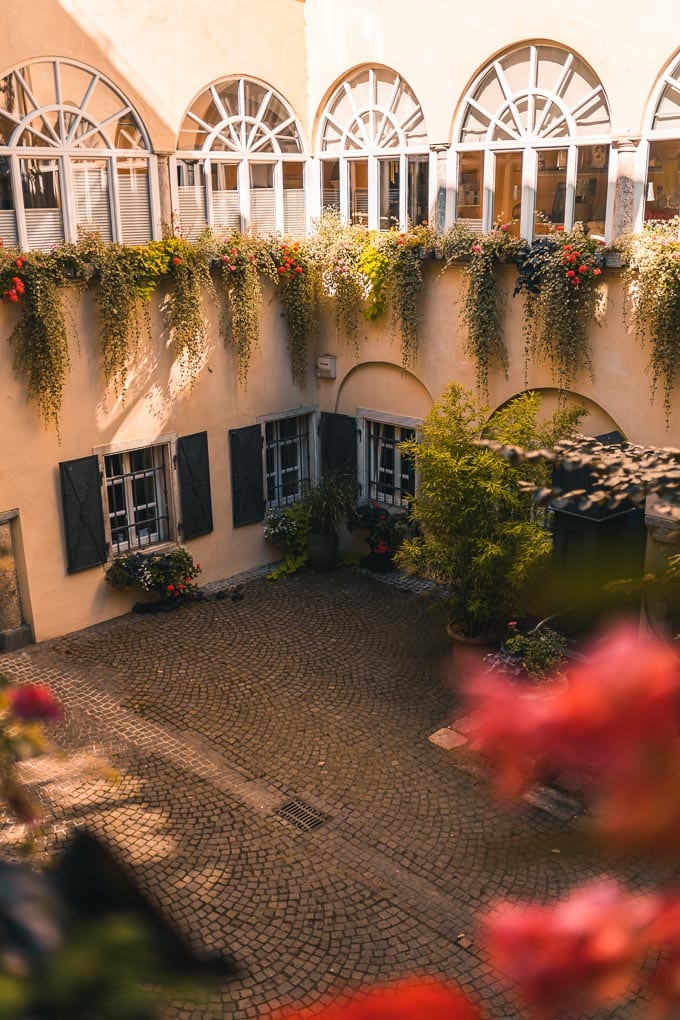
[471,244,482,253]
[7,684,62,724]
[483,879,663,1014]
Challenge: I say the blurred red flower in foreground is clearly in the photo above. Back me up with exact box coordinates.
[483,879,664,1014]
[275,980,479,1019]
[7,683,62,724]
[464,623,680,814]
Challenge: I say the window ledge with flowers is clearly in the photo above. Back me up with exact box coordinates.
[104,547,202,612]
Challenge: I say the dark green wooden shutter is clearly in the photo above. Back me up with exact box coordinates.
[320,412,357,482]
[59,455,107,573]
[177,432,213,540]
[229,425,265,527]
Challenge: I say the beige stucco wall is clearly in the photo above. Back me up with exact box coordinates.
[1,0,679,641]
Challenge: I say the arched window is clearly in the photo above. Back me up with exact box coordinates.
[175,77,306,238]
[0,59,155,249]
[318,67,430,231]
[643,56,680,224]
[456,45,611,240]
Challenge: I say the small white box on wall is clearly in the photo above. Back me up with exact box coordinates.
[316,354,337,379]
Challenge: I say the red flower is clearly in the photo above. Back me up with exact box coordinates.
[196,563,201,571]
[566,270,576,278]
[571,276,580,285]
[593,267,602,276]
[7,289,18,302]
[471,244,482,253]
[277,266,286,275]
[295,266,303,274]
[578,264,588,274]
[483,879,662,1014]
[15,257,24,269]
[167,583,175,592]
[375,540,390,555]
[172,256,181,266]
[555,225,564,231]
[7,684,62,724]
[278,980,479,1019]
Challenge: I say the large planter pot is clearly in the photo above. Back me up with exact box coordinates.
[446,622,499,660]
[307,530,339,572]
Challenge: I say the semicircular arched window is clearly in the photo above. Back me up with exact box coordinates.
[0,59,155,249]
[318,67,431,231]
[642,57,680,225]
[456,44,612,240]
[175,77,306,238]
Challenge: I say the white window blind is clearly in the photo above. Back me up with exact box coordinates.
[211,192,240,233]
[250,190,276,235]
[178,187,207,240]
[24,209,64,249]
[283,189,305,236]
[72,162,112,242]
[117,162,152,244]
[0,210,18,248]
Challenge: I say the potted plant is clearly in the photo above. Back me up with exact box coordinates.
[348,500,413,572]
[304,470,357,571]
[104,547,201,611]
[485,619,567,682]
[397,384,584,641]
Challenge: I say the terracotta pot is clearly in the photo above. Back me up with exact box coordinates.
[446,621,499,658]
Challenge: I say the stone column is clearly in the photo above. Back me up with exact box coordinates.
[610,137,640,242]
[155,152,175,236]
[430,143,451,234]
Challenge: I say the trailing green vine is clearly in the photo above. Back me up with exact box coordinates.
[213,233,274,386]
[309,211,366,350]
[440,223,520,395]
[616,219,680,424]
[272,240,318,387]
[1,245,69,430]
[161,237,213,382]
[514,225,604,392]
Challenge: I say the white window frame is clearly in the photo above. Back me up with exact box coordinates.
[257,405,319,509]
[453,45,614,241]
[174,76,307,238]
[357,408,420,507]
[93,434,179,559]
[317,67,433,232]
[0,58,158,249]
[637,55,680,234]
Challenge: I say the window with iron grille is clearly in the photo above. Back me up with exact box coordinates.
[104,445,170,554]
[367,421,415,507]
[265,415,311,507]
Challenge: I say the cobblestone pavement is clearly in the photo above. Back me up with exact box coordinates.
[0,569,676,1018]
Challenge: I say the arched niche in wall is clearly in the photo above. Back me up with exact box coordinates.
[335,361,433,419]
[491,387,624,438]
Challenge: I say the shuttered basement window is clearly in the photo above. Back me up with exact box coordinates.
[117,160,152,244]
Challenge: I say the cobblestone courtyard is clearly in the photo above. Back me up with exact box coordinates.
[0,570,674,1018]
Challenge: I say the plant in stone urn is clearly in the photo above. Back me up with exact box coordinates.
[304,470,357,571]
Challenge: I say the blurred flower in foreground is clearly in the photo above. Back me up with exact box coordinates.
[275,980,480,1019]
[7,683,63,724]
[483,879,663,1015]
[0,679,63,831]
[464,622,680,851]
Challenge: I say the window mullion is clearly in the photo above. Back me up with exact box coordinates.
[204,157,214,228]
[339,158,349,223]
[482,151,495,232]
[399,151,407,230]
[274,160,284,234]
[564,145,577,229]
[367,155,379,231]
[521,147,536,239]
[238,160,250,233]
[10,156,28,250]
[109,156,123,243]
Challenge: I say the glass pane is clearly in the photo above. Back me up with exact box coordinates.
[211,162,238,191]
[72,158,112,241]
[349,159,368,226]
[407,155,429,227]
[379,158,400,230]
[493,151,522,234]
[250,163,274,189]
[117,159,151,244]
[20,158,64,248]
[457,151,483,226]
[283,162,305,235]
[535,148,568,234]
[322,160,340,210]
[645,139,680,222]
[575,146,609,239]
[0,155,14,210]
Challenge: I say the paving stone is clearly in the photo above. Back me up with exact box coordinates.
[429,727,468,750]
[0,568,674,1019]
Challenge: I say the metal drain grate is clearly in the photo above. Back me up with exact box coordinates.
[275,798,329,832]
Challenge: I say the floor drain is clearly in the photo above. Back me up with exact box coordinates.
[275,798,329,832]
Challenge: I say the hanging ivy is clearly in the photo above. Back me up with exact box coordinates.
[272,240,318,387]
[440,223,520,395]
[1,247,69,430]
[514,226,604,392]
[213,233,275,386]
[161,238,213,382]
[309,211,366,351]
[617,220,680,425]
